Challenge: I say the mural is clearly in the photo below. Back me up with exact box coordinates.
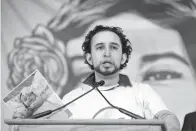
[2,0,196,129]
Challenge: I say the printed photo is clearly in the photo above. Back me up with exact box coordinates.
[3,69,68,119]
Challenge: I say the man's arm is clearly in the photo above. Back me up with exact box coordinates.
[154,110,181,131]
[136,83,181,131]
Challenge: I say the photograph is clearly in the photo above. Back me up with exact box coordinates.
[3,69,69,120]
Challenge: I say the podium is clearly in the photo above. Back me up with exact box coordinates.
[5,119,166,131]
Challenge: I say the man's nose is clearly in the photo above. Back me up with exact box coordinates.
[104,48,111,57]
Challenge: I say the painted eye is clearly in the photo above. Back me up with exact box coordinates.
[142,70,182,82]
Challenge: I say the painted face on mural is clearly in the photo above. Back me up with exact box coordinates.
[66,13,196,124]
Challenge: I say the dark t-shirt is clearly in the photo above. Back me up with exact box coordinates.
[182,111,196,131]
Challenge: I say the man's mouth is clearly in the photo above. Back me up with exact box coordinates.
[102,61,112,64]
[102,61,113,67]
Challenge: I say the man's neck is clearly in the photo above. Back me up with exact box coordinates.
[94,71,119,86]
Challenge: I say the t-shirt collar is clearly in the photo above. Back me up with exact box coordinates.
[82,73,132,87]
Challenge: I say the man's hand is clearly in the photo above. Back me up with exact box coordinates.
[154,110,181,131]
[12,106,34,119]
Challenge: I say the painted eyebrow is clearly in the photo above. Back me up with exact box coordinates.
[140,52,190,68]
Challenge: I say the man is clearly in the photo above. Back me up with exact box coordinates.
[62,25,180,130]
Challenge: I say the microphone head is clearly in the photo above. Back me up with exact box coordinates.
[94,80,105,88]
[99,80,105,86]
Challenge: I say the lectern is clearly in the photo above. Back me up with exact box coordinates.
[5,119,166,131]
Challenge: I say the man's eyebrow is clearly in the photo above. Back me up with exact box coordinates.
[95,42,120,47]
[110,42,120,46]
[95,43,104,46]
[140,52,190,67]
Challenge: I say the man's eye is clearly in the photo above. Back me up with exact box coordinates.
[142,70,183,81]
[111,46,118,50]
[96,46,104,50]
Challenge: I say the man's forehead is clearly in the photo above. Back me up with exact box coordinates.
[92,30,120,38]
[91,30,121,45]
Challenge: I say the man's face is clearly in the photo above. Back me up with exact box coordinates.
[87,31,125,76]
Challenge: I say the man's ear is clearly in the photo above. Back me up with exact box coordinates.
[121,53,127,65]
[86,53,93,65]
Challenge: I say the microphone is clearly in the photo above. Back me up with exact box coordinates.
[94,81,145,119]
[28,81,104,119]
[95,80,105,87]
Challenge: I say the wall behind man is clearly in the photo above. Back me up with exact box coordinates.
[2,0,196,130]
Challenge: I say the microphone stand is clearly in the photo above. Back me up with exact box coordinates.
[28,81,104,119]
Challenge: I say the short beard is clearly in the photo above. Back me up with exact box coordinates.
[94,64,119,76]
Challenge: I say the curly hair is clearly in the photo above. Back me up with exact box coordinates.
[82,25,132,70]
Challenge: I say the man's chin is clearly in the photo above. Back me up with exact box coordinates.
[97,69,118,76]
[94,66,119,76]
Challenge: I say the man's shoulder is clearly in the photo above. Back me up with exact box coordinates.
[122,80,153,93]
[124,81,156,98]
[130,81,153,92]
